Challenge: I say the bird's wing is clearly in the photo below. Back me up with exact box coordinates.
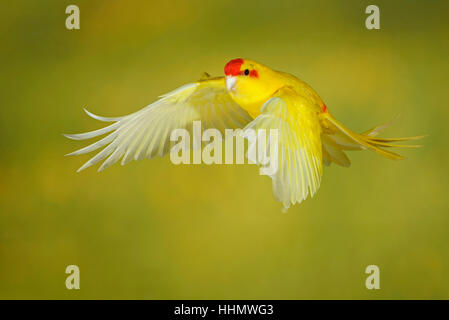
[64,77,252,172]
[241,86,323,209]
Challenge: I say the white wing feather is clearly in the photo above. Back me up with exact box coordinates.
[241,88,323,210]
[64,78,252,172]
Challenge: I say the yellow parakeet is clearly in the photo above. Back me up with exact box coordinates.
[65,58,422,209]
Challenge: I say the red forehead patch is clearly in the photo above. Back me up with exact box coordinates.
[224,58,244,76]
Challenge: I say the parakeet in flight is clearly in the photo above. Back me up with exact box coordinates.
[64,58,422,209]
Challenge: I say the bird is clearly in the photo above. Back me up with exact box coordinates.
[64,58,423,210]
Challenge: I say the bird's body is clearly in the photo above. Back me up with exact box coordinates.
[65,58,422,209]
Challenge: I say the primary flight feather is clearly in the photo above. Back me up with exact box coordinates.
[64,58,422,209]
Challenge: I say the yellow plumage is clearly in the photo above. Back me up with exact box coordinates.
[64,58,422,210]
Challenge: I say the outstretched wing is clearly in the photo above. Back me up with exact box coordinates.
[64,77,252,172]
[242,87,323,210]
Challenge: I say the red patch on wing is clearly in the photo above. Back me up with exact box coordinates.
[322,103,327,112]
[249,69,259,78]
[224,58,244,76]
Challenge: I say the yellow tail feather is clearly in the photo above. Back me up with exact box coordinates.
[322,112,424,164]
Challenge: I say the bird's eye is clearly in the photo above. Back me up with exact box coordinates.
[244,69,250,76]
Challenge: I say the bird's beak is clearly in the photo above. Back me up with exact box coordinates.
[226,76,237,92]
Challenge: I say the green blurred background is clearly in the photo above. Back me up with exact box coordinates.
[1,0,448,299]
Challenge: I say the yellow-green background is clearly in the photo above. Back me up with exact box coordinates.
[1,0,448,299]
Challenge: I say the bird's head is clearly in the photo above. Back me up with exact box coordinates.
[224,58,283,108]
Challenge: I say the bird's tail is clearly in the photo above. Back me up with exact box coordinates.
[321,112,425,167]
